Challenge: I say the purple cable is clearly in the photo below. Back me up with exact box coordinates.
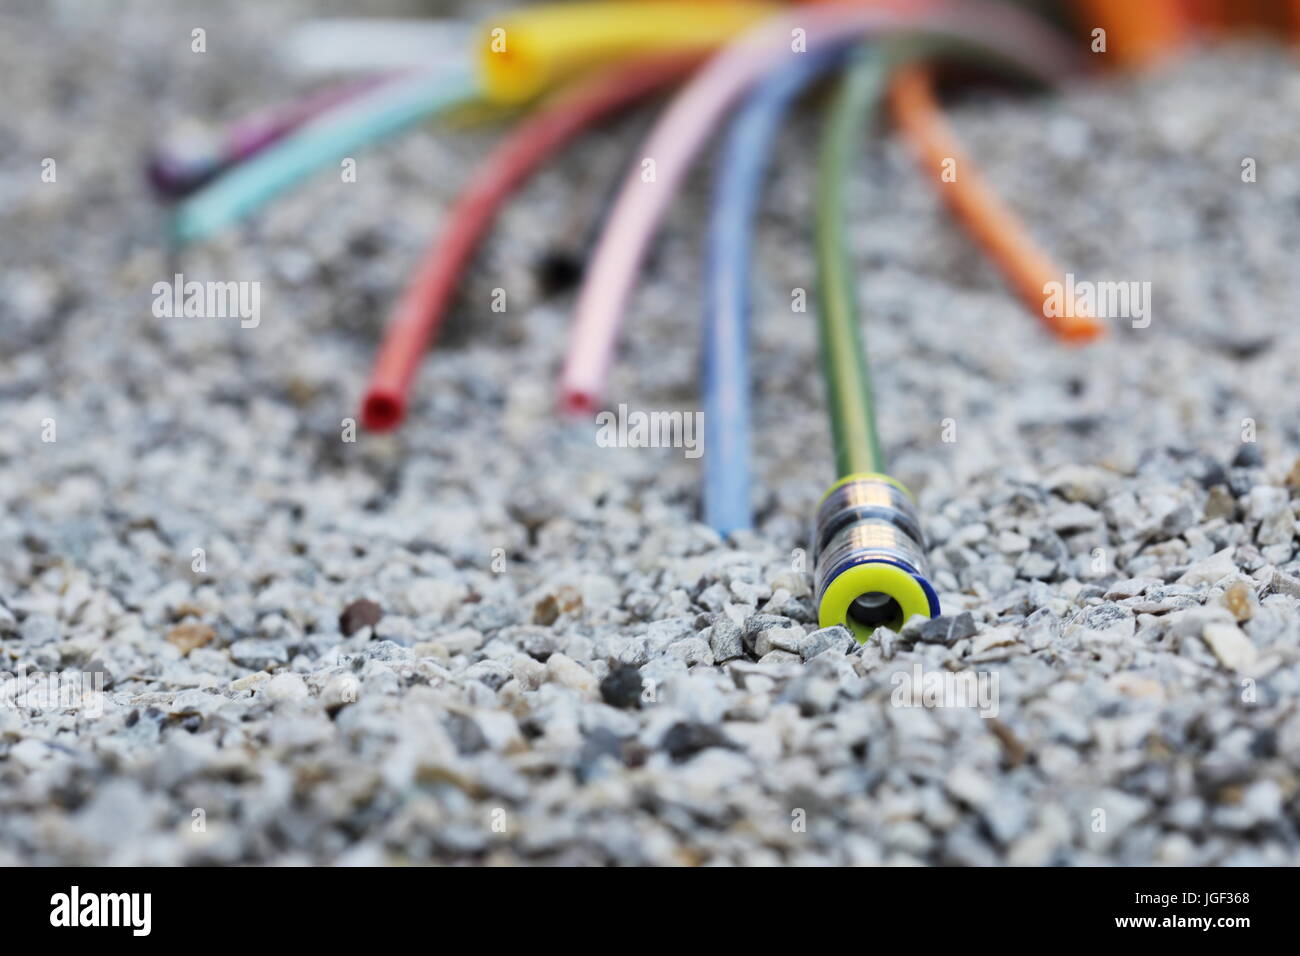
[146,74,393,199]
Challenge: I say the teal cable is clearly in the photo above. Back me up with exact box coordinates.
[172,68,478,244]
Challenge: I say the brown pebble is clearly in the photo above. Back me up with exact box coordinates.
[166,622,214,656]
[1223,580,1254,622]
[171,602,205,622]
[1286,457,1300,490]
[556,584,583,615]
[339,598,383,637]
[1204,484,1236,521]
[987,717,1027,768]
[1217,784,1244,806]
[533,593,559,626]
[533,586,583,626]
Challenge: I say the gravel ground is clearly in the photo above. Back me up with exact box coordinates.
[3,1,1300,865]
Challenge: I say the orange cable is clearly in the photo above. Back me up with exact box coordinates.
[1073,0,1190,66]
[888,64,1103,343]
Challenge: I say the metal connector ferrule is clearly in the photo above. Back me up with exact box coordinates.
[813,473,940,641]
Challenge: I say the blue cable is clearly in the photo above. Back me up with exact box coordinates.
[703,47,851,535]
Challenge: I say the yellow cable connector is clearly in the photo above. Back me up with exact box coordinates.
[814,474,940,641]
[477,1,778,104]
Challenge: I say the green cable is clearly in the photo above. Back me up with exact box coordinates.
[814,45,895,479]
[814,38,1037,479]
[810,34,1070,637]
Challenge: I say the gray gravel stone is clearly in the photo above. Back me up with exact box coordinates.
[229,639,290,671]
[707,618,746,663]
[798,625,855,660]
[743,615,805,656]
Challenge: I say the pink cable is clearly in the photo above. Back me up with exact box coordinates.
[558,0,1085,416]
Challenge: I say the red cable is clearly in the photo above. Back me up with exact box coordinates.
[361,53,703,432]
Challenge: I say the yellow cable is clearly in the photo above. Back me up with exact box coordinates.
[477,1,778,104]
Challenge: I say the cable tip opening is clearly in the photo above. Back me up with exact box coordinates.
[145,155,186,199]
[559,389,597,419]
[814,475,939,643]
[847,591,905,633]
[1048,312,1107,344]
[361,392,405,432]
[818,562,938,643]
[479,37,542,104]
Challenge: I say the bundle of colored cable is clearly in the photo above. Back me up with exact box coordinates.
[360,54,704,432]
[559,0,1087,416]
[147,0,1291,640]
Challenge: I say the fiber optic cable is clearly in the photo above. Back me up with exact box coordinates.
[811,44,940,641]
[360,55,703,433]
[171,66,477,244]
[703,46,851,535]
[476,1,778,104]
[559,0,1084,417]
[888,65,1105,342]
